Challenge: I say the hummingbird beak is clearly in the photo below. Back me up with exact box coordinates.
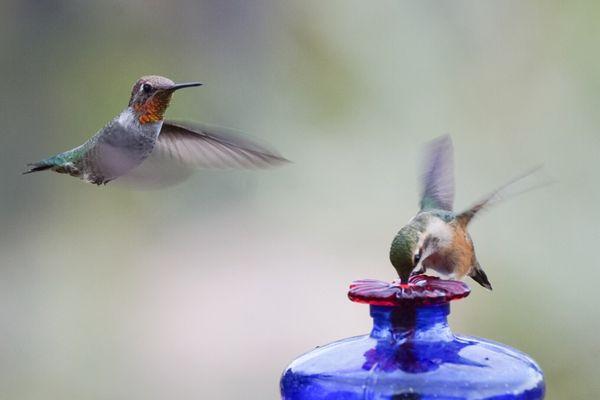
[170,82,203,91]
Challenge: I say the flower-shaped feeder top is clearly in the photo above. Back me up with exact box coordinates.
[348,274,470,306]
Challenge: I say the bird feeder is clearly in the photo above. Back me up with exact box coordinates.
[280,275,545,399]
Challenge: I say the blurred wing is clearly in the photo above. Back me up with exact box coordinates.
[115,121,289,190]
[153,121,289,169]
[457,165,553,226]
[420,135,455,211]
[113,150,194,190]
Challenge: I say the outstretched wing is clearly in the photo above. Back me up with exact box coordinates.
[457,165,551,226]
[154,121,289,169]
[420,135,455,211]
[116,121,289,189]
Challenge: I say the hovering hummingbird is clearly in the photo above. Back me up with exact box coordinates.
[24,75,288,186]
[389,135,544,290]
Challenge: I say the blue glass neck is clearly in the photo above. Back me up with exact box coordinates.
[369,303,453,342]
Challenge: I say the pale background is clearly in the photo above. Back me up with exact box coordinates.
[1,1,598,399]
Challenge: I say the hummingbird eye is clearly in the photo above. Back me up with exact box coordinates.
[142,83,153,93]
[413,249,422,265]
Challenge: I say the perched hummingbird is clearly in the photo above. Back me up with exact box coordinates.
[389,135,544,290]
[24,75,288,186]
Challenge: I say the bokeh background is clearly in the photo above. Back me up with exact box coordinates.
[1,1,599,398]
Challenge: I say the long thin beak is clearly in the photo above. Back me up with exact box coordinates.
[170,82,203,91]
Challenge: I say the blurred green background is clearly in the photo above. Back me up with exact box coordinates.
[1,1,599,398]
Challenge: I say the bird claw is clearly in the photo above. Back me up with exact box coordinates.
[410,267,426,277]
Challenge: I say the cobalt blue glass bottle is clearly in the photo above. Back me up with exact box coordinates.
[280,275,545,399]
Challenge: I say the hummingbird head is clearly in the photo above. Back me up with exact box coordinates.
[128,75,202,124]
[389,223,423,284]
[390,214,456,284]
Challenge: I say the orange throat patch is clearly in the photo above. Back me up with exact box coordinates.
[134,93,173,124]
